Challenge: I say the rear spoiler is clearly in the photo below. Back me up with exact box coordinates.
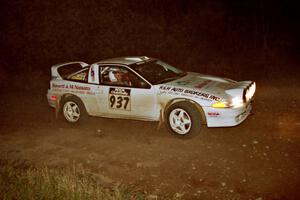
[225,81,256,102]
[51,61,89,80]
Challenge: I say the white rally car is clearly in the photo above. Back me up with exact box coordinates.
[47,56,255,137]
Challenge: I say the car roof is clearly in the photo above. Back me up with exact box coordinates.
[96,56,153,66]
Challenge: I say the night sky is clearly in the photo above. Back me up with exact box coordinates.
[0,0,299,82]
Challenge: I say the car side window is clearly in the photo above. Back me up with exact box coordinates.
[67,68,89,83]
[100,66,150,88]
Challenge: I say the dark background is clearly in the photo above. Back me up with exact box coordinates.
[0,0,299,86]
[0,1,299,198]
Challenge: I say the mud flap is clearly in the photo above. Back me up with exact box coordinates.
[157,109,164,130]
[55,98,60,119]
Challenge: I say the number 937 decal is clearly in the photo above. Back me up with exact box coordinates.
[109,88,131,110]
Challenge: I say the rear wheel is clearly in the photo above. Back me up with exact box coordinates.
[61,96,87,123]
[165,101,202,137]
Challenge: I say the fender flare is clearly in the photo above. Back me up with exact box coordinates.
[160,98,207,125]
[59,93,88,114]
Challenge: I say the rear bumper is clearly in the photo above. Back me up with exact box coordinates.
[204,103,252,127]
[46,90,57,108]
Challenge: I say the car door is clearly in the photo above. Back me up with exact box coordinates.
[96,65,159,120]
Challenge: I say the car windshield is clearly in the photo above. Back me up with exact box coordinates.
[131,60,187,85]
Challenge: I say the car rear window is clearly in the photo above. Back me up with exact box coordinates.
[58,64,84,79]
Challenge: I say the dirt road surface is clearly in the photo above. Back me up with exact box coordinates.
[0,75,299,199]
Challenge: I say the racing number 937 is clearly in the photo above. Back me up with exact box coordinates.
[109,88,131,110]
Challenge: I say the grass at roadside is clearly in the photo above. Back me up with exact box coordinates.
[0,161,146,200]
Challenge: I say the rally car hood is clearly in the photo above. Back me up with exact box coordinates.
[159,72,255,102]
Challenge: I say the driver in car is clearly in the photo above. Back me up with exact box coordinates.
[109,69,132,86]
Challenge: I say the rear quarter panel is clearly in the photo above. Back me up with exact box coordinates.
[48,80,99,115]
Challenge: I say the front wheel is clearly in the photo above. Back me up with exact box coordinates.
[165,101,202,137]
[61,97,87,123]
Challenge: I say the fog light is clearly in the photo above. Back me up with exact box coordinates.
[212,101,230,108]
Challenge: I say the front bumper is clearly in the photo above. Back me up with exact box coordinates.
[204,102,252,127]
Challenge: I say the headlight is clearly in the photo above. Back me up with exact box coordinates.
[245,82,256,101]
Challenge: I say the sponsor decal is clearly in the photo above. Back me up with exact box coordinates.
[195,80,212,89]
[109,87,131,110]
[70,85,90,91]
[52,83,65,88]
[159,86,221,101]
[159,86,172,91]
[183,89,209,98]
[208,112,220,117]
[52,83,94,95]
[52,83,90,91]
[209,95,220,101]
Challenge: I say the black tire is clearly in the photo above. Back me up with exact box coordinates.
[165,101,202,137]
[61,96,87,124]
